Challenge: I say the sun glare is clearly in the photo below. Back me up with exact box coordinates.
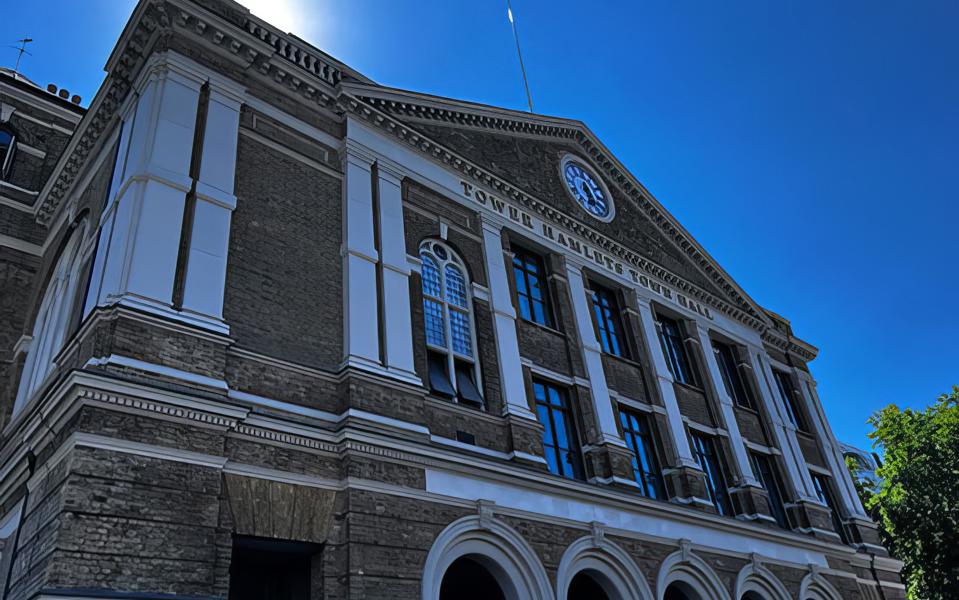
[239,0,326,44]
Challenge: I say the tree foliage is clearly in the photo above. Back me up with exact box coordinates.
[866,386,959,600]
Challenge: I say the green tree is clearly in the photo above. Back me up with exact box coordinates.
[866,386,959,600]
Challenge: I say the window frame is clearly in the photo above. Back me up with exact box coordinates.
[14,219,89,414]
[713,340,753,408]
[657,314,698,386]
[587,281,628,358]
[618,408,665,499]
[0,125,16,181]
[690,432,732,515]
[532,379,584,480]
[510,245,555,328]
[772,369,805,430]
[750,452,790,529]
[419,240,484,408]
[811,473,848,543]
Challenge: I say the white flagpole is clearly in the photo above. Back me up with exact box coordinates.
[507,0,534,113]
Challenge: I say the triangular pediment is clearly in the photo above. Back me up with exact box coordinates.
[343,84,772,331]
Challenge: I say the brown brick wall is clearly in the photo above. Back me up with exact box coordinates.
[225,133,343,370]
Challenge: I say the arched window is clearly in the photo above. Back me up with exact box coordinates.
[0,125,16,181]
[14,220,89,414]
[419,240,483,408]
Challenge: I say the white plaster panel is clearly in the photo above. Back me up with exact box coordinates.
[636,298,698,466]
[122,80,157,177]
[344,253,380,364]
[698,327,758,486]
[126,180,185,302]
[565,264,623,446]
[182,199,231,318]
[150,78,198,176]
[381,267,416,375]
[482,223,535,419]
[426,469,829,567]
[377,173,407,270]
[344,155,376,259]
[198,92,239,195]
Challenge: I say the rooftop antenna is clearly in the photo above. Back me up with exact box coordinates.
[506,1,534,113]
[9,38,33,73]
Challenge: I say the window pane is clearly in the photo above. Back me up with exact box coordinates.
[444,264,468,308]
[517,294,532,321]
[533,381,582,480]
[424,299,446,347]
[449,309,472,356]
[421,254,441,297]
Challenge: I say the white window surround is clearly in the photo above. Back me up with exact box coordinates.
[555,533,654,600]
[655,546,732,600]
[799,570,844,600]
[734,560,792,600]
[420,514,553,600]
[14,219,89,415]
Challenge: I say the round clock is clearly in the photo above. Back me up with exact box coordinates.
[559,154,614,221]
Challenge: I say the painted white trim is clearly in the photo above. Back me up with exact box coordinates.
[556,533,654,600]
[0,233,41,256]
[420,514,554,600]
[85,354,228,391]
[734,559,792,600]
[656,546,732,600]
[426,468,830,569]
[800,570,845,600]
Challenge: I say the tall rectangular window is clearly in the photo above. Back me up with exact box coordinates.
[658,315,697,385]
[619,409,664,499]
[533,380,584,480]
[588,283,627,357]
[714,341,752,408]
[691,433,732,515]
[773,370,805,429]
[750,452,790,529]
[812,473,848,543]
[511,246,554,327]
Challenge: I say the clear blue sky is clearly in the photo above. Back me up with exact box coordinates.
[4,1,956,451]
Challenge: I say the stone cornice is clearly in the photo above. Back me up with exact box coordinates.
[340,91,770,332]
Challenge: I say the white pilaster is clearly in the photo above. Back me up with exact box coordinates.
[750,349,820,502]
[376,161,419,383]
[565,264,625,447]
[341,137,381,371]
[84,53,236,334]
[181,85,242,320]
[480,221,537,421]
[635,298,698,467]
[696,328,760,487]
[794,371,869,518]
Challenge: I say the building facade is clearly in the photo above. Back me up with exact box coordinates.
[0,1,904,599]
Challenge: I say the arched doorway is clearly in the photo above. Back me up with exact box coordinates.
[568,571,610,599]
[439,556,506,600]
[664,582,701,600]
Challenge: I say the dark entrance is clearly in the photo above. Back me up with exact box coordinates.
[664,582,701,600]
[439,556,506,600]
[228,536,321,600]
[568,571,610,599]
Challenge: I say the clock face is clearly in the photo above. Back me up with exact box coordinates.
[562,158,611,219]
